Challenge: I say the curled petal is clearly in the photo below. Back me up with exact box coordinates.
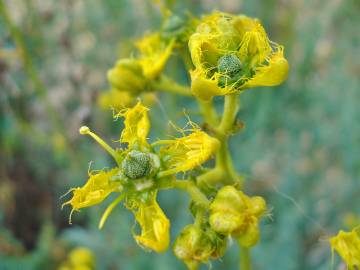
[190,69,230,100]
[242,48,289,89]
[126,191,170,253]
[62,168,121,222]
[329,230,360,268]
[159,129,220,176]
[136,33,175,80]
[116,101,150,148]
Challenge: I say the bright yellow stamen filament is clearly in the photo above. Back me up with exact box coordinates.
[79,126,117,161]
[98,194,125,229]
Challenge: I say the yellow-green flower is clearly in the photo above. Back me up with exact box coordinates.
[189,11,289,100]
[58,247,96,270]
[209,185,266,247]
[107,32,175,95]
[173,224,226,269]
[329,229,360,269]
[63,101,218,253]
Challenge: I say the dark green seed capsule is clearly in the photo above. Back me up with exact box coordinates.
[217,54,242,76]
[122,150,152,179]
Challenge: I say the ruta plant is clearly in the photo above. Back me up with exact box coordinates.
[62,10,289,270]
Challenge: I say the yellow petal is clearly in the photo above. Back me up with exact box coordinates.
[330,230,360,268]
[237,21,272,65]
[159,128,220,176]
[62,168,120,222]
[190,69,230,100]
[127,191,170,253]
[242,48,289,88]
[136,33,174,80]
[116,101,150,149]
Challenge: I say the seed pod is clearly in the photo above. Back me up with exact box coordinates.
[122,150,152,179]
[218,54,243,76]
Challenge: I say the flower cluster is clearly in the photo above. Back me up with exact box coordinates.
[64,9,290,270]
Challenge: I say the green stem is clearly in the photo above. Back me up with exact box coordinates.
[173,180,210,208]
[239,246,251,270]
[198,99,219,127]
[218,94,239,135]
[151,75,192,96]
[196,167,224,189]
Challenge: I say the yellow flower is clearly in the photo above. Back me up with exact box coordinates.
[115,101,150,149]
[126,191,170,253]
[188,11,289,100]
[135,33,175,80]
[329,229,360,269]
[158,127,220,176]
[107,58,147,94]
[209,185,266,247]
[62,169,121,222]
[58,247,96,270]
[173,224,226,269]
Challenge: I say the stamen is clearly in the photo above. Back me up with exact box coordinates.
[79,126,117,161]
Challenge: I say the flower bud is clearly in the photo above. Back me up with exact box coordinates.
[235,218,260,248]
[107,59,147,94]
[209,185,266,247]
[173,224,226,269]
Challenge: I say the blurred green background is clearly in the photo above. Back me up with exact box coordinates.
[0,0,359,269]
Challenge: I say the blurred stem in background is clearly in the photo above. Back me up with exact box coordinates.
[0,0,64,139]
[0,0,82,165]
[240,246,251,270]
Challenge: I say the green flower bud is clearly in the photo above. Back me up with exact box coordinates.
[173,224,226,269]
[209,185,267,248]
[236,218,260,248]
[107,59,147,94]
[122,150,152,179]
